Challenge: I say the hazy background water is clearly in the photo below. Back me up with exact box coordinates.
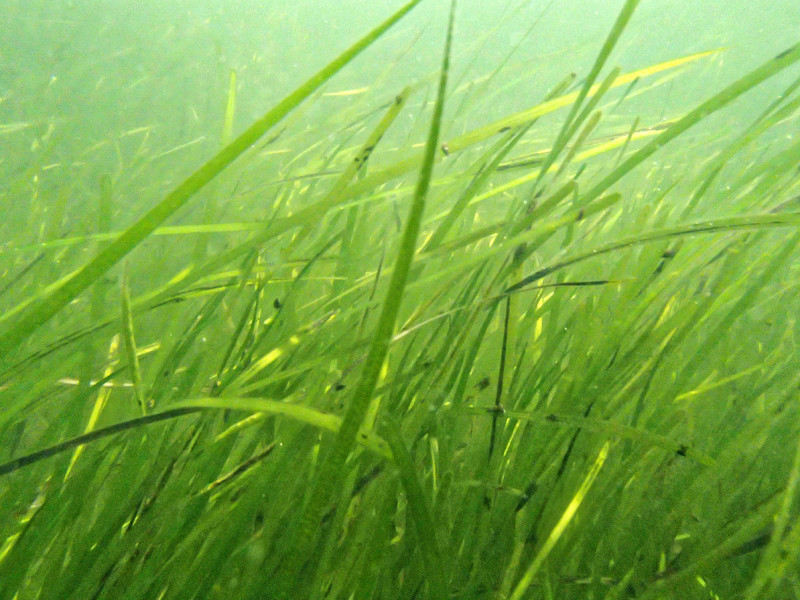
[2,0,799,237]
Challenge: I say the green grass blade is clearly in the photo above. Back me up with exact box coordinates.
[509,441,610,600]
[506,212,800,293]
[531,0,639,189]
[440,48,719,155]
[221,70,237,145]
[283,0,457,591]
[743,421,800,599]
[120,262,146,416]
[0,394,393,478]
[382,415,447,599]
[426,127,527,251]
[173,397,392,459]
[576,42,800,211]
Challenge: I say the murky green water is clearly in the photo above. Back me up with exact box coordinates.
[2,1,799,598]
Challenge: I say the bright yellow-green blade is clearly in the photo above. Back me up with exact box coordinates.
[171,397,392,459]
[441,48,720,155]
[509,442,610,600]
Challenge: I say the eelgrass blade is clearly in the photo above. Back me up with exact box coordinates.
[278,84,411,247]
[426,126,528,251]
[0,394,394,477]
[509,441,610,600]
[0,0,424,357]
[62,335,119,481]
[120,262,147,415]
[552,108,602,181]
[282,1,457,592]
[68,86,409,343]
[382,415,447,599]
[210,251,261,390]
[506,212,800,293]
[460,406,715,467]
[488,296,511,460]
[330,49,718,205]
[5,4,800,597]
[531,0,639,191]
[0,406,200,477]
[221,69,237,145]
[172,397,392,459]
[742,422,800,599]
[638,494,785,598]
[440,48,720,155]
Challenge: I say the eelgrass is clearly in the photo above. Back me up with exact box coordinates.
[2,1,800,599]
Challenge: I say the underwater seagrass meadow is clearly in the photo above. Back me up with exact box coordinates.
[3,0,800,597]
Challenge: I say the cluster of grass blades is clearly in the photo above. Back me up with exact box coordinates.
[2,0,800,598]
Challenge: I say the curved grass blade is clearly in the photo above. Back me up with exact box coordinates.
[0,0,424,357]
[0,394,394,478]
[506,212,800,293]
[0,407,200,477]
[172,397,392,459]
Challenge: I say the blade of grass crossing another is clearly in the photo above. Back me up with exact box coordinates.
[0,0,425,358]
[506,212,800,293]
[172,397,392,459]
[552,109,603,180]
[426,126,528,251]
[531,0,639,191]
[0,393,395,478]
[278,84,411,255]
[439,48,720,155]
[63,335,120,481]
[509,441,611,600]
